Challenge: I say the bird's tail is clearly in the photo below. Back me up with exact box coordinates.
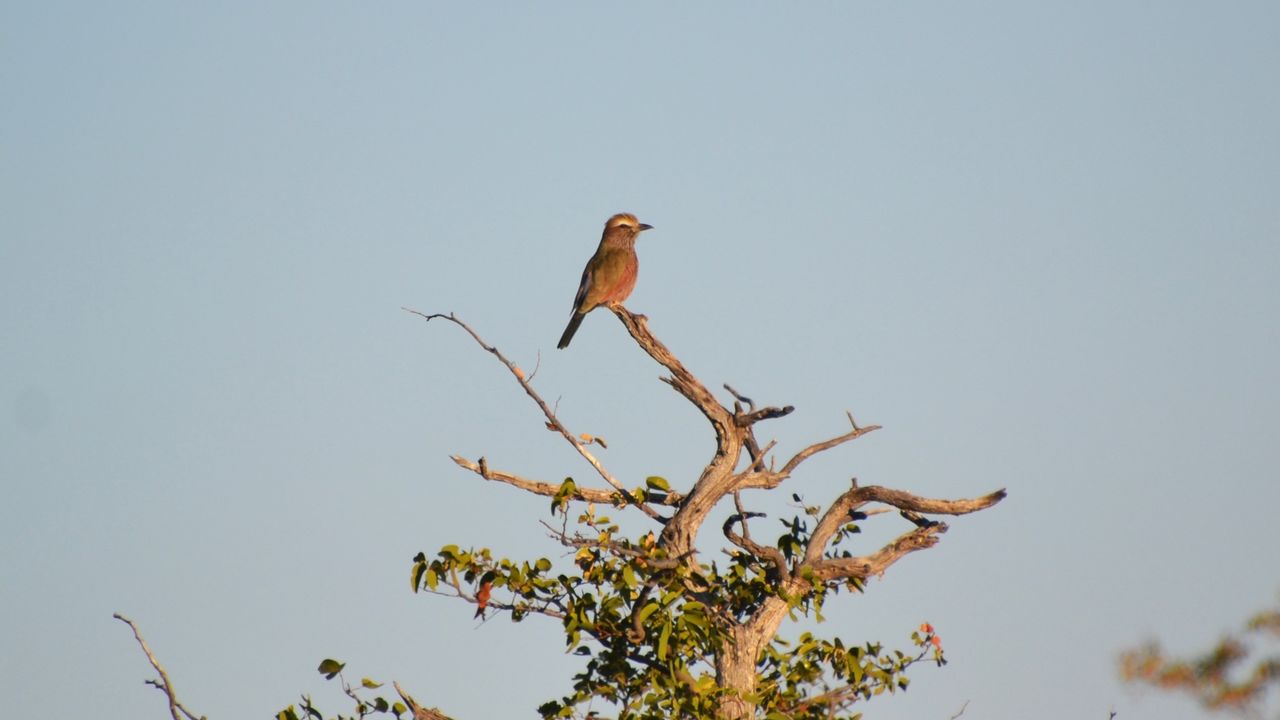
[557,313,585,349]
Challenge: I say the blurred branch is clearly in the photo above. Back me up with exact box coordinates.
[1119,599,1280,715]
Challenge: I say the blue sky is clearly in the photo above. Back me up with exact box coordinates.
[2,3,1278,719]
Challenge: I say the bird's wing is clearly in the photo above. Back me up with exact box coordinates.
[572,264,592,311]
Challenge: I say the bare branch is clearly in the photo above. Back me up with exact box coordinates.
[738,428,773,483]
[777,423,882,479]
[731,491,752,542]
[725,381,793,427]
[807,523,947,582]
[404,309,662,522]
[723,512,788,580]
[609,308,748,560]
[611,307,735,435]
[113,613,204,720]
[805,484,1006,566]
[734,405,795,427]
[731,424,883,492]
[746,439,776,473]
[450,455,684,507]
[723,383,754,410]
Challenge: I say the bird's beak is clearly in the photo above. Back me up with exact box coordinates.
[639,223,654,231]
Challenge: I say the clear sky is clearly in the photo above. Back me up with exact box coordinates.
[3,3,1278,719]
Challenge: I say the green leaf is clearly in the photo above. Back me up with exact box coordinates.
[317,658,345,679]
[361,677,383,689]
[636,600,662,626]
[657,620,672,661]
[645,476,670,492]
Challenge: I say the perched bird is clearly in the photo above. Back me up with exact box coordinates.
[474,579,492,619]
[557,213,654,349]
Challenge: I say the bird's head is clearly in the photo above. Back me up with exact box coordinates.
[606,213,654,233]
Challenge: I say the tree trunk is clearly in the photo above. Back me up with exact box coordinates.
[716,625,762,720]
[716,595,794,718]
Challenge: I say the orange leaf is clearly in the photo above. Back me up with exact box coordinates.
[920,622,934,634]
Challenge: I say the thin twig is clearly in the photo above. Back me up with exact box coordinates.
[732,491,752,542]
[113,613,204,720]
[723,383,755,411]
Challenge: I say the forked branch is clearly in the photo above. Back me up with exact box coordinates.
[804,484,1007,567]
[403,309,663,522]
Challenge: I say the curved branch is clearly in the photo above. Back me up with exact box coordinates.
[610,307,735,436]
[723,513,788,580]
[804,484,1006,566]
[732,423,883,491]
[610,308,745,559]
[778,422,882,477]
[806,523,947,582]
[735,406,795,427]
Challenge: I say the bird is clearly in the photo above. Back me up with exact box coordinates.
[473,579,492,619]
[557,212,654,349]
